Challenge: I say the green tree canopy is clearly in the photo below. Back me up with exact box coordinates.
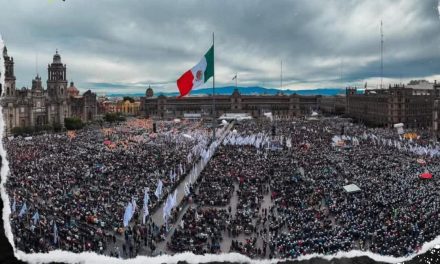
[123,96,135,103]
[64,117,84,130]
[104,112,126,123]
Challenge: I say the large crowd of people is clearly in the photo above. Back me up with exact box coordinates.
[6,115,440,259]
[167,117,440,258]
[6,118,210,254]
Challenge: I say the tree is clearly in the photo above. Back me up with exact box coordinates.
[117,113,126,122]
[11,126,35,136]
[34,124,53,133]
[104,112,126,123]
[53,122,63,132]
[64,117,84,130]
[104,113,118,123]
[11,127,24,136]
[123,96,135,103]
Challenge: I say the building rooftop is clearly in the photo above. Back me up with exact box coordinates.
[67,82,80,96]
[406,80,435,90]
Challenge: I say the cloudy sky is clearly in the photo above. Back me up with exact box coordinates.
[1,0,440,95]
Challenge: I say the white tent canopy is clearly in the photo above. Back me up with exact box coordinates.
[343,184,361,193]
[218,113,253,121]
[394,123,404,134]
[263,112,273,121]
[184,113,201,119]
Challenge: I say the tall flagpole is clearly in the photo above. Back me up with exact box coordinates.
[212,32,216,142]
[380,20,383,89]
[280,60,283,89]
[340,58,343,88]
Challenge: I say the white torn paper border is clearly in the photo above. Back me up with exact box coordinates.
[2,11,440,261]
[11,237,440,264]
[0,34,18,257]
[438,0,440,19]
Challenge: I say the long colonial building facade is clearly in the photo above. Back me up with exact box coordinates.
[140,84,440,140]
[140,87,321,119]
[345,82,440,134]
[318,95,346,115]
[1,46,97,135]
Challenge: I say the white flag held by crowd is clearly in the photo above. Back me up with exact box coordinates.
[179,163,183,175]
[53,222,58,244]
[131,197,137,219]
[123,202,133,227]
[184,182,191,196]
[171,189,178,208]
[143,188,150,225]
[169,170,173,182]
[163,195,172,221]
[163,190,178,220]
[32,211,40,225]
[155,179,163,199]
[11,197,16,213]
[18,202,27,218]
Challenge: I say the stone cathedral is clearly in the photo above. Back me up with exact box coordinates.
[1,46,97,135]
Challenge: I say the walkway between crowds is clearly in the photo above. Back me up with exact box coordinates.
[151,121,234,255]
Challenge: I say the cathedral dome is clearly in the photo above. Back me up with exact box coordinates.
[146,86,154,97]
[67,82,80,97]
[53,50,62,64]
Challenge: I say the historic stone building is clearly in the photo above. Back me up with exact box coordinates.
[117,100,141,116]
[140,87,321,119]
[345,82,440,129]
[434,97,440,140]
[1,46,97,134]
[318,95,346,115]
[68,82,98,122]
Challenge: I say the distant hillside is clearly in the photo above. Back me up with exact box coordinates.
[106,86,350,98]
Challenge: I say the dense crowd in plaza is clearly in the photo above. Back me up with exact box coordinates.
[6,115,440,259]
[6,119,210,254]
[267,118,440,258]
[167,117,440,258]
[167,207,228,254]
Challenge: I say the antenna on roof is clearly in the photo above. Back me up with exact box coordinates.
[340,58,343,88]
[35,53,38,77]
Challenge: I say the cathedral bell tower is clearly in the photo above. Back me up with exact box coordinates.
[47,50,68,99]
[47,50,69,126]
[3,46,16,97]
[31,75,44,95]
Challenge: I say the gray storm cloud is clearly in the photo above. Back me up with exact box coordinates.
[0,0,439,94]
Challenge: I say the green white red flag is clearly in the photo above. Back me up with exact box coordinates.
[177,45,214,98]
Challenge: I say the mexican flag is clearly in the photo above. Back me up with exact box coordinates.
[177,45,214,98]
